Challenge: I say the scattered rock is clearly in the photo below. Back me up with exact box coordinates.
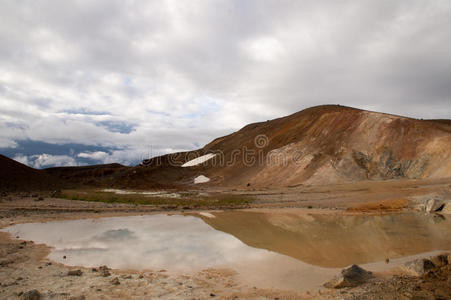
[425,198,449,213]
[111,277,120,285]
[69,296,86,300]
[20,289,41,300]
[67,270,83,276]
[430,254,448,268]
[324,265,373,288]
[34,197,44,202]
[99,265,111,277]
[403,259,436,276]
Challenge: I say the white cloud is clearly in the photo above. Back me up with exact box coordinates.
[13,154,29,166]
[242,37,285,62]
[13,154,79,169]
[77,151,109,161]
[31,154,78,169]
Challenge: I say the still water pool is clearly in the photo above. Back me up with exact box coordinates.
[2,211,450,291]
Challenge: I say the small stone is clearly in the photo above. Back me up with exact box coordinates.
[20,289,41,300]
[67,270,83,276]
[324,265,373,288]
[99,265,111,277]
[430,254,448,268]
[63,256,66,259]
[111,277,120,285]
[210,293,216,297]
[403,259,436,276]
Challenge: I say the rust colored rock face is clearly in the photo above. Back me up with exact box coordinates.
[185,105,451,187]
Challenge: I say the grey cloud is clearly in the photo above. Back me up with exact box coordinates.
[97,120,137,134]
[61,108,111,116]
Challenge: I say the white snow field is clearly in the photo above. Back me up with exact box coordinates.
[194,175,210,184]
[181,153,216,167]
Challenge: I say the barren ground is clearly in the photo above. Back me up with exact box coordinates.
[1,178,451,299]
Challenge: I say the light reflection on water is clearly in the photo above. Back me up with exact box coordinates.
[2,212,451,292]
[2,215,273,271]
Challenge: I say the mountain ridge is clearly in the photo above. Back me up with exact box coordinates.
[1,105,450,190]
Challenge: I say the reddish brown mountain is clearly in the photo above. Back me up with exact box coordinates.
[160,105,451,187]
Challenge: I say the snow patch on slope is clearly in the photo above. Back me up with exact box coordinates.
[182,154,216,167]
[194,175,210,184]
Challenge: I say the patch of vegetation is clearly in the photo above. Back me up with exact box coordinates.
[59,189,253,209]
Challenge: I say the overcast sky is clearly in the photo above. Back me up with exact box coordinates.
[1,0,450,168]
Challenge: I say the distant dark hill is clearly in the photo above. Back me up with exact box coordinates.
[44,163,128,187]
[0,154,63,191]
[44,163,197,189]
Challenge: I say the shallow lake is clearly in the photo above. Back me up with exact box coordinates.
[2,211,451,291]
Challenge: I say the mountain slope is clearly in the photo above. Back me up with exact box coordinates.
[0,154,63,191]
[171,105,451,187]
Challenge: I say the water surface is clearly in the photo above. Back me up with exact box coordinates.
[201,211,451,268]
[2,211,451,292]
